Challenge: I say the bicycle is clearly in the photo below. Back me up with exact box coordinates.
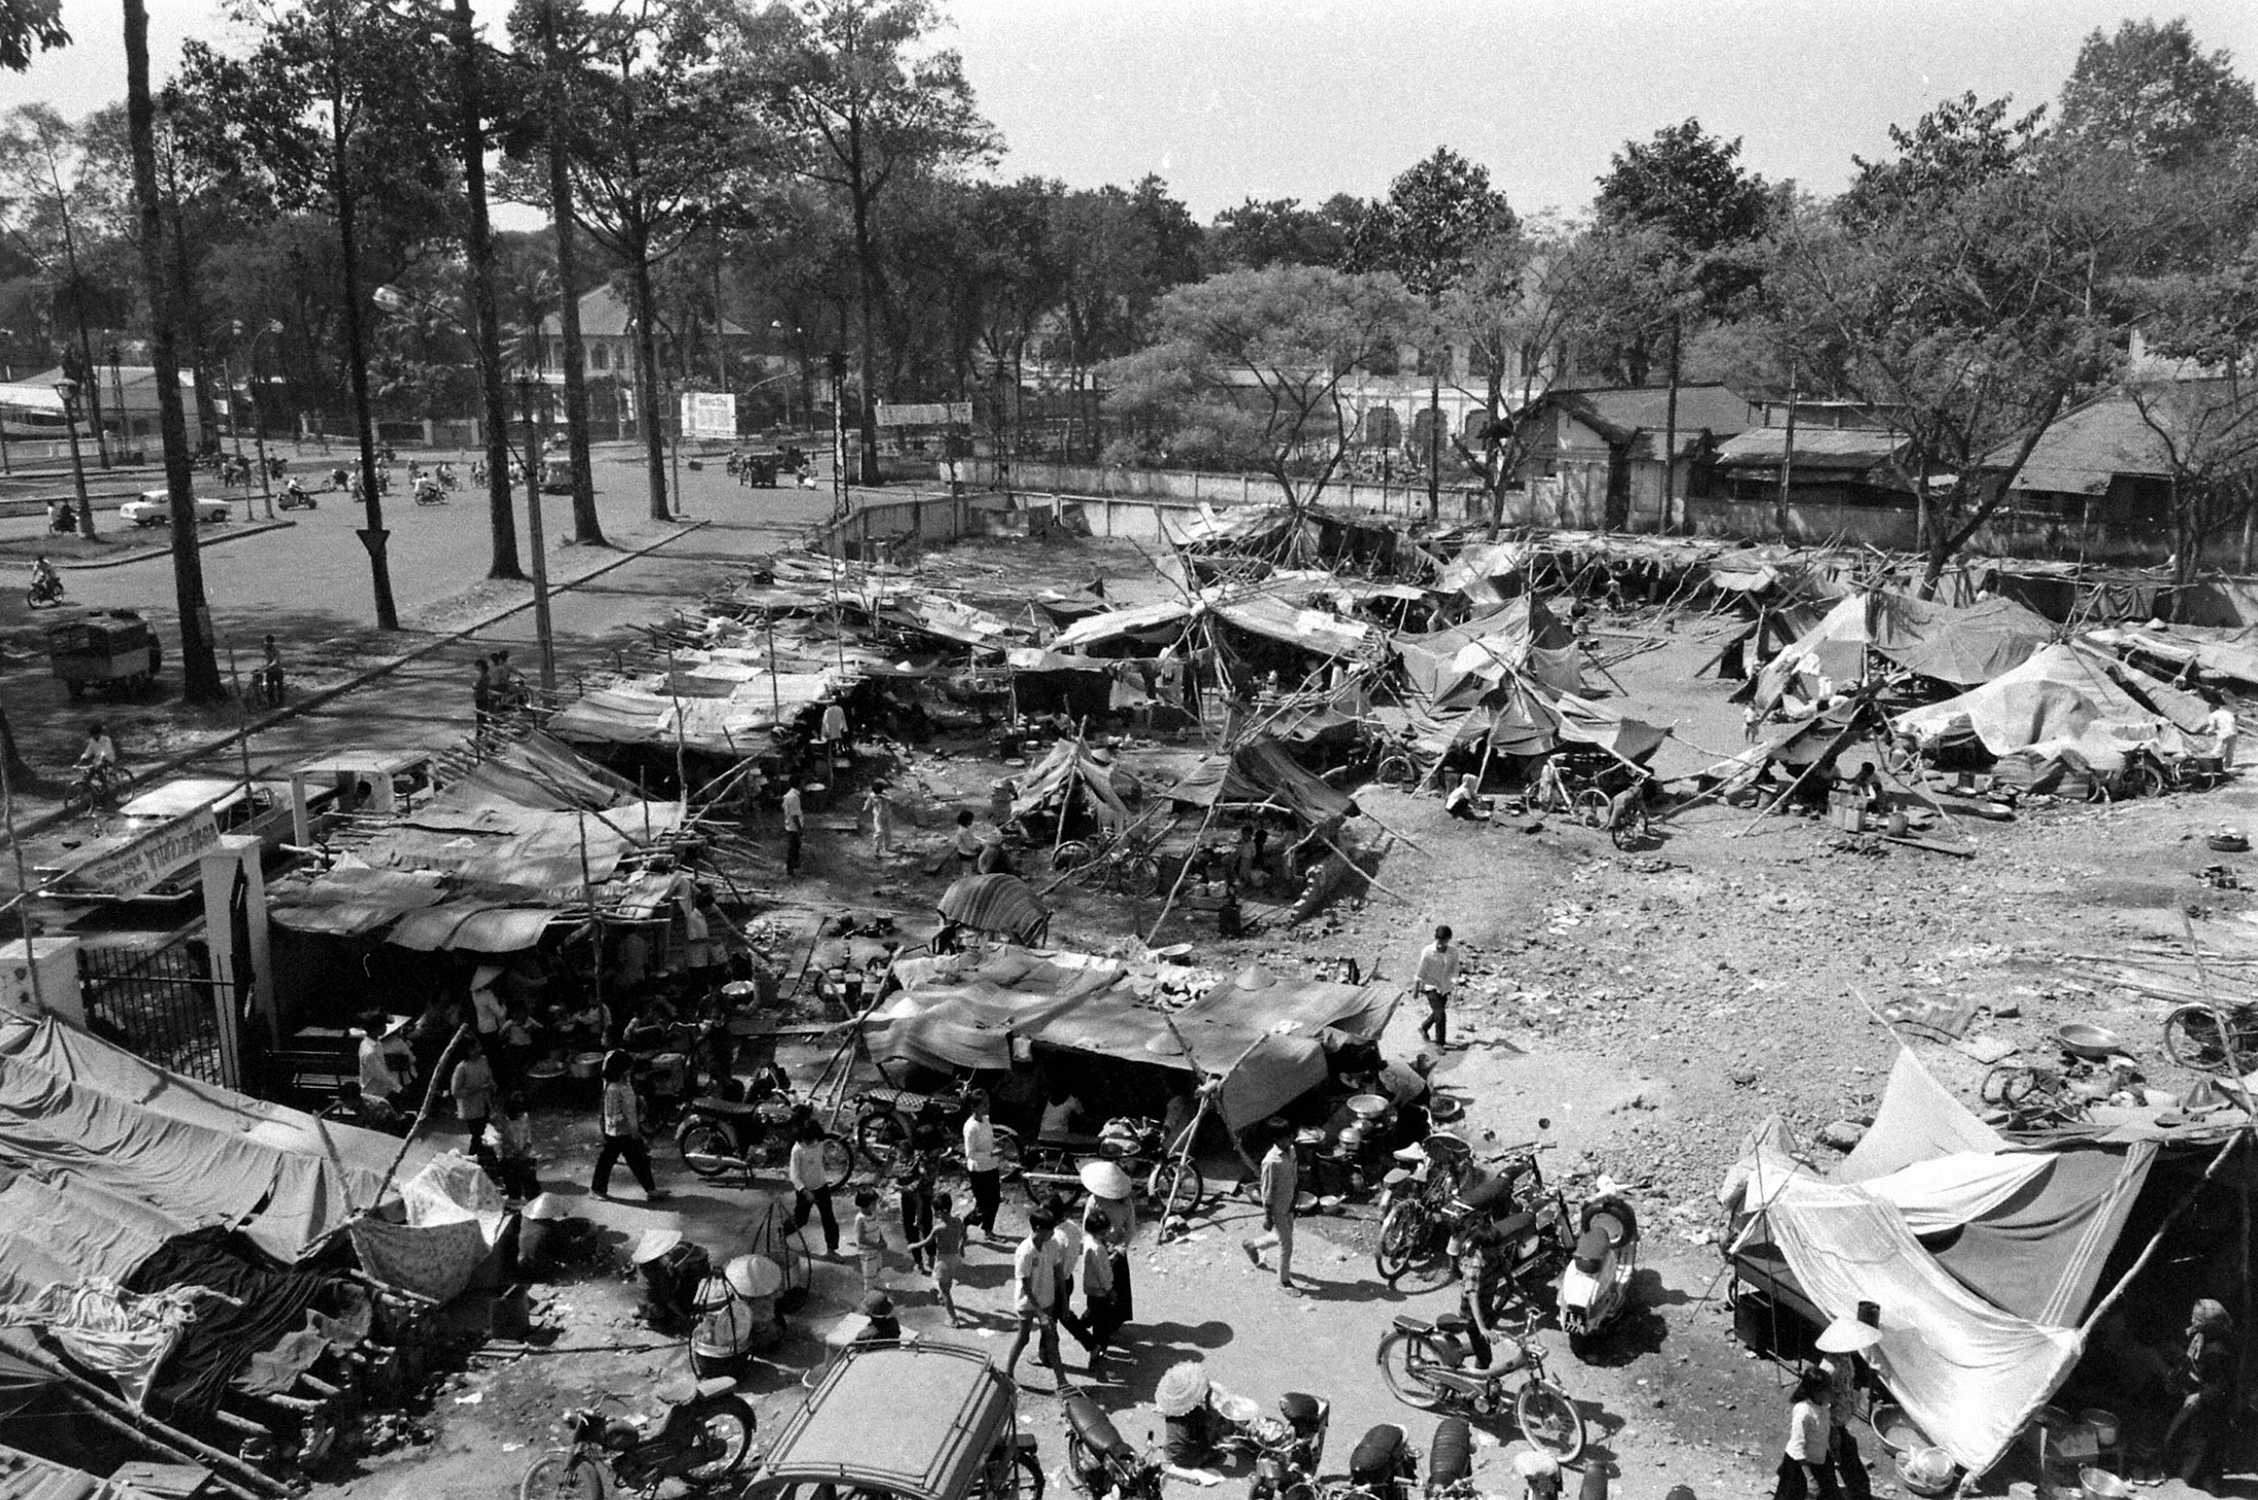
[1535,753,1653,848]
[1978,1062,2089,1128]
[2163,1001,2258,1075]
[64,761,129,817]
[1051,823,1163,898]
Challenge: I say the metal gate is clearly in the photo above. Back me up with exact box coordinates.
[77,933,232,1085]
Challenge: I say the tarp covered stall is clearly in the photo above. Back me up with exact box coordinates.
[864,947,1394,1129]
[1008,739,1134,834]
[1893,643,2208,764]
[1754,592,2054,711]
[1165,736,1356,827]
[936,875,1051,946]
[1396,596,1587,700]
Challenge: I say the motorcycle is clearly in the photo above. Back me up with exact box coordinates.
[675,1085,853,1188]
[1424,1418,1477,1500]
[850,1083,1024,1183]
[1338,1422,1419,1500]
[436,463,461,490]
[1556,1188,1639,1357]
[26,571,65,609]
[413,476,447,506]
[1374,1310,1586,1463]
[1063,1391,1165,1500]
[1234,1393,1330,1500]
[517,1380,755,1499]
[1016,1113,1206,1218]
[1444,1151,1573,1328]
[279,481,318,511]
[1374,1132,1477,1283]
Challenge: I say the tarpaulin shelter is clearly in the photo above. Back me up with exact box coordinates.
[1727,1048,2237,1477]
[1893,642,2210,764]
[1396,596,1586,701]
[936,875,1052,945]
[2084,621,2258,692]
[1008,739,1134,834]
[1410,683,1669,763]
[1165,735,1356,827]
[1753,592,2054,712]
[864,947,1395,1129]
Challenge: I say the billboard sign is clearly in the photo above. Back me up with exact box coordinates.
[680,392,737,439]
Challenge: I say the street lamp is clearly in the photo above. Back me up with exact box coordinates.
[232,319,284,520]
[769,321,803,430]
[512,371,557,695]
[53,378,95,538]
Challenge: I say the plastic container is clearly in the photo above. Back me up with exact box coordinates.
[2078,1410,2120,1448]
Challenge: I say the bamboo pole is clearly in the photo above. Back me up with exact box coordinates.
[7,1336,288,1499]
[371,1023,471,1205]
[2079,1128,2247,1336]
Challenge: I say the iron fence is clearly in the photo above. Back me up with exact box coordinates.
[77,935,230,1085]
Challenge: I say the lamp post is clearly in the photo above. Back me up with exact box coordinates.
[238,320,283,520]
[769,321,802,431]
[0,327,13,475]
[53,378,94,538]
[513,372,557,694]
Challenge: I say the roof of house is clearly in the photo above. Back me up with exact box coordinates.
[1715,425,1911,473]
[1543,383,1759,445]
[1986,383,2233,496]
[536,285,751,342]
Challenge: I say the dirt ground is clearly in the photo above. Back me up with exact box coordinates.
[78,531,2258,1500]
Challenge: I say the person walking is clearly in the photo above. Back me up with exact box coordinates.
[781,783,805,877]
[788,1117,840,1254]
[896,1153,935,1273]
[1079,1214,1123,1370]
[473,657,493,732]
[483,1092,541,1200]
[1240,1123,1301,1295]
[2164,1298,2238,1490]
[1773,1367,1839,1500]
[1817,1320,1877,1500]
[911,1191,968,1325]
[863,781,896,860]
[1000,1206,1068,1387]
[852,1188,889,1294]
[1414,924,1463,1048]
[962,1089,1003,1238]
[259,634,285,707]
[820,698,851,758]
[2208,694,2240,771]
[589,1051,667,1203]
[449,1038,499,1144]
[1080,1160,1136,1326]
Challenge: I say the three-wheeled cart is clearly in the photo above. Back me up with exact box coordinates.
[47,610,162,700]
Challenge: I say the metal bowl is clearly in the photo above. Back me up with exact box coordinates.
[2058,1022,2126,1060]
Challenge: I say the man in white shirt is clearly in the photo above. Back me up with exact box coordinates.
[2209,697,2239,770]
[357,1015,412,1116]
[1414,924,1463,1048]
[819,700,850,755]
[1000,1206,1066,1385]
[781,784,805,877]
[961,1089,1002,1237]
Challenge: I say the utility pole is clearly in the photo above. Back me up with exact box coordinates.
[516,374,557,694]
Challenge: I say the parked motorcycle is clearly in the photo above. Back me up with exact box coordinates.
[1018,1114,1206,1218]
[1064,1391,1165,1500]
[1557,1189,1639,1357]
[1235,1392,1330,1500]
[1374,1310,1586,1462]
[851,1083,1026,1185]
[1445,1150,1573,1328]
[1374,1132,1477,1284]
[518,1379,755,1499]
[1424,1418,1477,1500]
[676,1087,853,1188]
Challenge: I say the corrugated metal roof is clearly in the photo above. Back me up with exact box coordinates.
[1986,385,2212,494]
[1715,426,1909,470]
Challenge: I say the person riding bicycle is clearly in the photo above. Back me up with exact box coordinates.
[434,460,457,488]
[75,723,120,787]
[330,464,351,492]
[29,554,61,599]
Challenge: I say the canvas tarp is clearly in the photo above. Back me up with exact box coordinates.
[1840,1048,2009,1182]
[1755,592,2054,711]
[936,875,1052,945]
[1396,596,1587,701]
[1009,740,1133,830]
[865,947,1393,1129]
[1212,593,1373,660]
[1165,735,1356,827]
[2085,622,2258,691]
[1893,643,2207,762]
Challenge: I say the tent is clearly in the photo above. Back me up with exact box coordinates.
[865,947,1394,1129]
[1007,739,1134,834]
[1165,735,1356,827]
[1893,642,2210,763]
[1753,592,2054,711]
[1396,596,1587,701]
[1728,1048,2232,1476]
[936,875,1051,946]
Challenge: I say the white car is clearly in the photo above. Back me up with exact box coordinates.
[119,490,231,526]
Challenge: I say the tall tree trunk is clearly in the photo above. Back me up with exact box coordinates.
[334,113,400,629]
[1660,319,1681,534]
[451,0,524,581]
[55,225,110,471]
[846,122,882,486]
[629,248,669,521]
[125,0,224,703]
[0,702,25,786]
[541,0,602,544]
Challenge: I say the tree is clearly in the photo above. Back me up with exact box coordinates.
[724,0,998,487]
[2056,18,2258,174]
[1207,195,1363,271]
[177,0,458,630]
[0,0,65,73]
[445,0,525,580]
[0,106,120,481]
[2125,377,2258,584]
[1100,265,1422,510]
[125,0,225,702]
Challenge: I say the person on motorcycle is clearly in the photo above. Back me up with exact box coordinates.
[435,461,457,489]
[1156,1361,1250,1481]
[47,498,76,535]
[415,473,443,504]
[283,474,312,506]
[29,555,61,601]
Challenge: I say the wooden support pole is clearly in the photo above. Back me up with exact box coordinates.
[9,1336,288,1500]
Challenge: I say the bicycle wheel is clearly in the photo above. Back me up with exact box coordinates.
[2165,1004,2238,1073]
[1573,788,1612,829]
[857,1111,910,1176]
[683,1397,758,1482]
[1052,840,1095,873]
[1375,1329,1444,1410]
[820,1133,855,1189]
[1376,754,1416,786]
[991,1126,1023,1179]
[1115,855,1161,899]
[519,1454,603,1500]
[677,1121,737,1179]
[1980,1064,2042,1110]
[1609,805,1650,851]
[1151,1158,1205,1218]
[1375,1200,1428,1282]
[1515,1379,1586,1463]
[2127,760,2169,799]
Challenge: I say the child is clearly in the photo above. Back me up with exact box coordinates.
[911,1191,968,1326]
[484,1092,540,1201]
[896,1154,935,1274]
[852,1188,888,1294]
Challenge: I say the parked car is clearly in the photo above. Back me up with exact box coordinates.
[119,491,231,526]
[740,1343,1042,1500]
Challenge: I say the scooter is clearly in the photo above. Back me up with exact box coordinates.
[1556,1187,1639,1357]
[278,480,318,511]
[1375,1310,1586,1462]
[1063,1392,1164,1500]
[413,476,447,505]
[26,571,65,609]
[518,1380,756,1498]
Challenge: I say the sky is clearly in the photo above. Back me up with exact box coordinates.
[11,0,2258,222]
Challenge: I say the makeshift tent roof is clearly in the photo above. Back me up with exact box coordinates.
[0,1009,431,1302]
[936,875,1051,945]
[1211,593,1372,660]
[2084,621,2258,691]
[1893,642,2210,763]
[1165,735,1356,827]
[1396,596,1586,701]
[1753,592,2054,710]
[865,947,1394,1128]
[1008,740,1133,830]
